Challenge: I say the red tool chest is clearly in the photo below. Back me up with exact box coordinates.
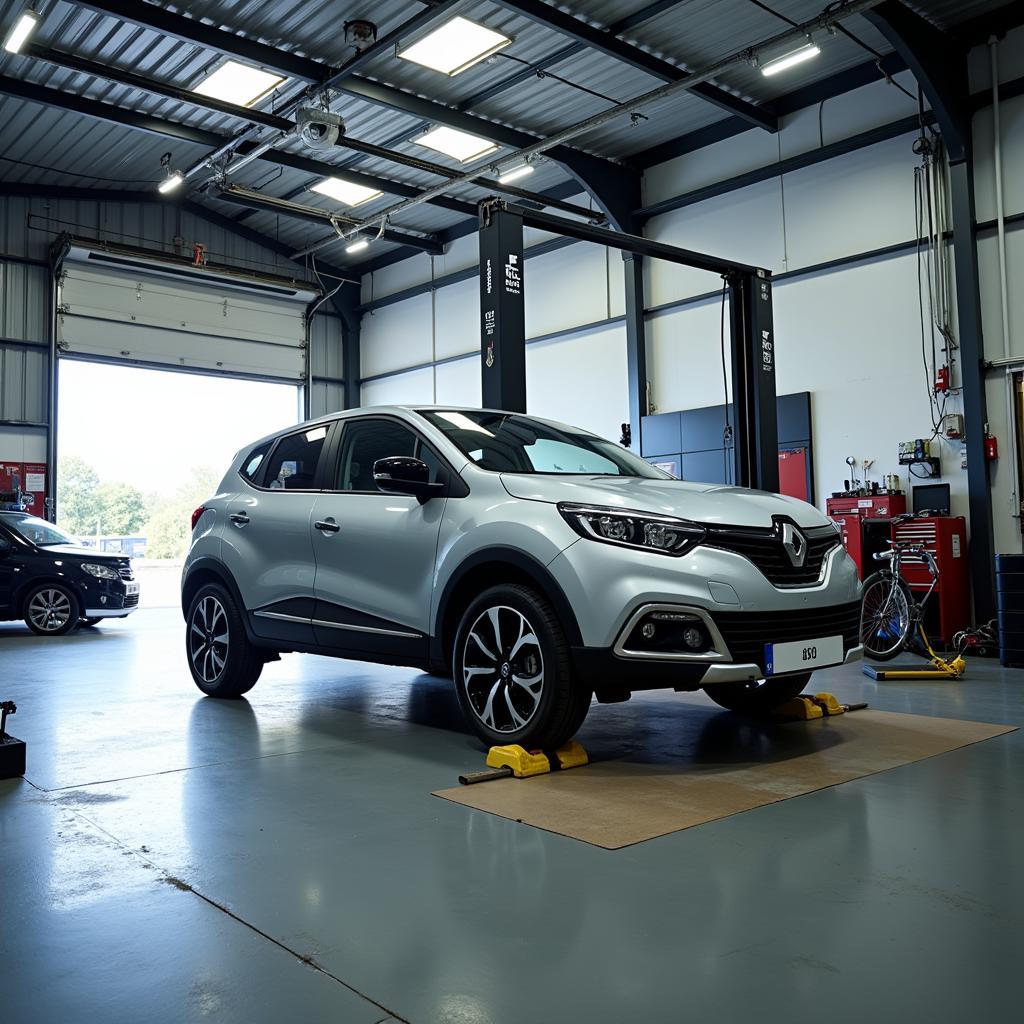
[892,516,969,646]
[826,494,907,578]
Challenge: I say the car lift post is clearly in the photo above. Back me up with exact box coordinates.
[478,200,527,412]
[477,199,780,490]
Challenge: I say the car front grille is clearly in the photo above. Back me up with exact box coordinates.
[117,564,134,581]
[123,592,139,608]
[712,601,861,668]
[703,523,840,587]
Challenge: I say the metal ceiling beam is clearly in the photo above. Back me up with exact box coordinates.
[0,74,462,240]
[69,0,633,203]
[455,0,688,110]
[0,181,351,280]
[24,43,599,220]
[212,186,446,255]
[491,0,777,130]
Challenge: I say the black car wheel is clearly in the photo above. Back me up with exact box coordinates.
[23,583,80,636]
[185,583,263,698]
[702,673,811,715]
[453,584,591,750]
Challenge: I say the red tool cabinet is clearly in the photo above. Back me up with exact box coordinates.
[891,516,969,646]
[826,494,907,578]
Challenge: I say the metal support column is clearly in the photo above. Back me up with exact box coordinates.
[865,0,995,619]
[949,159,994,619]
[479,201,526,412]
[729,270,779,492]
[623,253,648,453]
[331,284,362,411]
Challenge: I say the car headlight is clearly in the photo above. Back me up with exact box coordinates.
[558,503,705,556]
[81,562,119,580]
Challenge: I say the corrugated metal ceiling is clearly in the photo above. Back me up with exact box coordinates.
[0,0,1017,269]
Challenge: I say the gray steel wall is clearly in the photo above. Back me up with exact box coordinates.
[0,194,346,461]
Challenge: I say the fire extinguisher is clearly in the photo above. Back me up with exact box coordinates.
[984,423,999,461]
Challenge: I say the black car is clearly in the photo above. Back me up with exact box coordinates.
[0,511,140,635]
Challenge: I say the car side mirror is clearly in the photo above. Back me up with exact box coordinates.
[373,456,445,502]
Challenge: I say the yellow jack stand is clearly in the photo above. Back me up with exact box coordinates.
[862,625,966,681]
[774,692,868,721]
[458,740,589,785]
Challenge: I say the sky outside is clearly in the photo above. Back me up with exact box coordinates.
[58,360,301,495]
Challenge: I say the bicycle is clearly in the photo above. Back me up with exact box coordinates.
[859,514,965,677]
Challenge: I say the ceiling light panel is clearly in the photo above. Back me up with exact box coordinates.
[397,16,512,76]
[3,9,40,54]
[760,43,820,77]
[311,177,383,207]
[193,61,286,107]
[413,126,498,164]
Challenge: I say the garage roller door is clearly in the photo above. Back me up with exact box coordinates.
[56,245,319,381]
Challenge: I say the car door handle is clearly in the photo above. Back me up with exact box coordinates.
[314,518,340,535]
[229,512,250,528]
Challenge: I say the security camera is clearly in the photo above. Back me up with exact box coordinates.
[296,108,345,151]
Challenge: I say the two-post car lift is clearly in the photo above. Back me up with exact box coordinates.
[476,199,781,492]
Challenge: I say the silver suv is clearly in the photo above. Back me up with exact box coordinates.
[182,407,862,748]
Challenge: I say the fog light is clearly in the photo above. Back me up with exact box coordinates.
[641,623,656,639]
[682,627,704,649]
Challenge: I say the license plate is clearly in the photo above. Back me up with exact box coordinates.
[764,635,842,676]
[124,582,140,596]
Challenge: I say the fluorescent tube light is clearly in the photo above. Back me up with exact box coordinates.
[3,9,41,54]
[760,43,820,77]
[397,16,511,76]
[158,170,185,194]
[497,163,534,184]
[193,60,285,107]
[413,126,498,164]
[345,239,370,255]
[311,176,383,207]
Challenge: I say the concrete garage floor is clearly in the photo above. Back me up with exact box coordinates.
[1,609,1021,1023]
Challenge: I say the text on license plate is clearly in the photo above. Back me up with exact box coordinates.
[764,635,842,676]
[124,582,140,595]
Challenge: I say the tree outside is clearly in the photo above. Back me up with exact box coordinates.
[56,456,220,560]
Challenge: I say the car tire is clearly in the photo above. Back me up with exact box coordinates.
[702,673,811,715]
[453,583,591,750]
[23,583,81,636]
[185,583,263,698]
[79,617,102,628]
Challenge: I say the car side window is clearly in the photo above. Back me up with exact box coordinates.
[263,426,329,490]
[335,419,419,491]
[240,441,272,484]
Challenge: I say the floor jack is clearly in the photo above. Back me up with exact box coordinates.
[774,692,869,720]
[458,740,589,785]
[862,624,966,681]
[0,700,26,780]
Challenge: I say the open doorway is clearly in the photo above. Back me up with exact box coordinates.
[57,360,300,607]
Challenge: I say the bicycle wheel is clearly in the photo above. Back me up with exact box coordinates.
[860,571,913,661]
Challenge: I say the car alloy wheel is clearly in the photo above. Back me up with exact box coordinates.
[462,605,545,734]
[28,588,73,633]
[189,594,229,684]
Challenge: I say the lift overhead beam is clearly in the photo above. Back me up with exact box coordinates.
[477,200,778,492]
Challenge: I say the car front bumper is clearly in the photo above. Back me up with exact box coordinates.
[552,535,863,695]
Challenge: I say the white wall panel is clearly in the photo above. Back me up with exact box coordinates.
[523,243,609,338]
[0,425,46,462]
[360,293,434,377]
[973,93,1024,225]
[525,324,628,441]
[435,356,481,407]
[783,134,918,268]
[434,277,479,360]
[360,365,434,407]
[648,297,732,416]
[646,178,783,307]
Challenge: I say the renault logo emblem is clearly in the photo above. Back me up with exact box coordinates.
[781,522,807,568]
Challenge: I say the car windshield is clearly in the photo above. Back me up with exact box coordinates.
[5,516,81,547]
[420,410,669,478]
